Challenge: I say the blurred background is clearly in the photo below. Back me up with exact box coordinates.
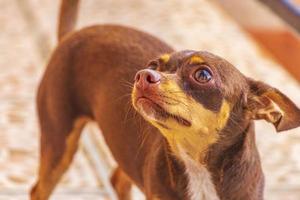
[0,0,300,199]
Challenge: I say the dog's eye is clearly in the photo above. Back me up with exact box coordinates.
[194,68,212,83]
[148,65,158,70]
[147,61,159,70]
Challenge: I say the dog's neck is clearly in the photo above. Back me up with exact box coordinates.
[161,127,219,163]
[163,121,264,200]
[206,121,264,200]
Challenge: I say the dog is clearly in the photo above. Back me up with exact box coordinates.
[31,0,300,200]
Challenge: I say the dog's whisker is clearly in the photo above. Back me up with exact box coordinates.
[123,101,135,122]
[135,126,151,159]
[114,93,132,104]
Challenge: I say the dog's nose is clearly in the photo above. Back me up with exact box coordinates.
[135,69,161,89]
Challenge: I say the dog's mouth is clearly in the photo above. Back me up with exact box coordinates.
[135,95,191,127]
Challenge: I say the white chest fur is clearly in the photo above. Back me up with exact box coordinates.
[178,146,220,200]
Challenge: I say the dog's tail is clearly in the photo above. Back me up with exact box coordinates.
[57,0,80,41]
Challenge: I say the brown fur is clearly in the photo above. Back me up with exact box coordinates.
[57,0,80,41]
[111,167,133,200]
[31,1,300,200]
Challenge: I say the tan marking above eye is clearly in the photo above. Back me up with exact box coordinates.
[189,55,204,65]
[159,54,170,63]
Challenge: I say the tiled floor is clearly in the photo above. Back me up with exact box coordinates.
[1,0,300,199]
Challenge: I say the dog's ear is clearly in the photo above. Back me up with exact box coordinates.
[246,79,300,132]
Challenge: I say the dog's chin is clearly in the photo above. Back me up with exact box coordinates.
[135,97,192,127]
[135,97,168,121]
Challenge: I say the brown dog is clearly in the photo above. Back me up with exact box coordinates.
[31,0,300,200]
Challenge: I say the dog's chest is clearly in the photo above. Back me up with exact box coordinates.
[178,147,220,200]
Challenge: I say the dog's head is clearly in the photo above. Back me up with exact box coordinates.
[132,50,300,160]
